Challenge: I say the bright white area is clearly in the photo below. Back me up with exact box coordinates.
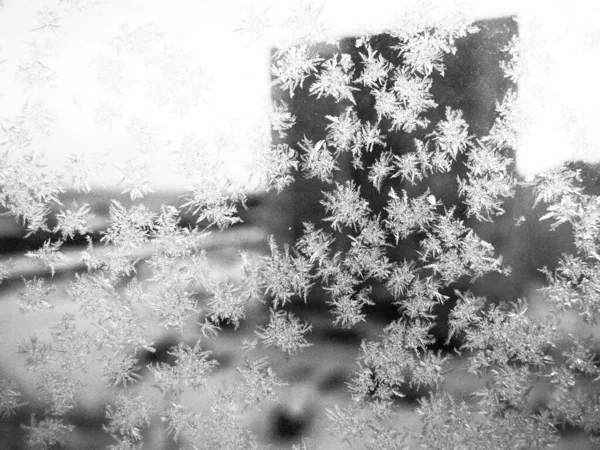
[0,0,599,190]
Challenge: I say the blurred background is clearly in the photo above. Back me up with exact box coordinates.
[1,0,599,190]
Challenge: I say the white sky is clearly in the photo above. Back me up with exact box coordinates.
[1,0,599,190]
